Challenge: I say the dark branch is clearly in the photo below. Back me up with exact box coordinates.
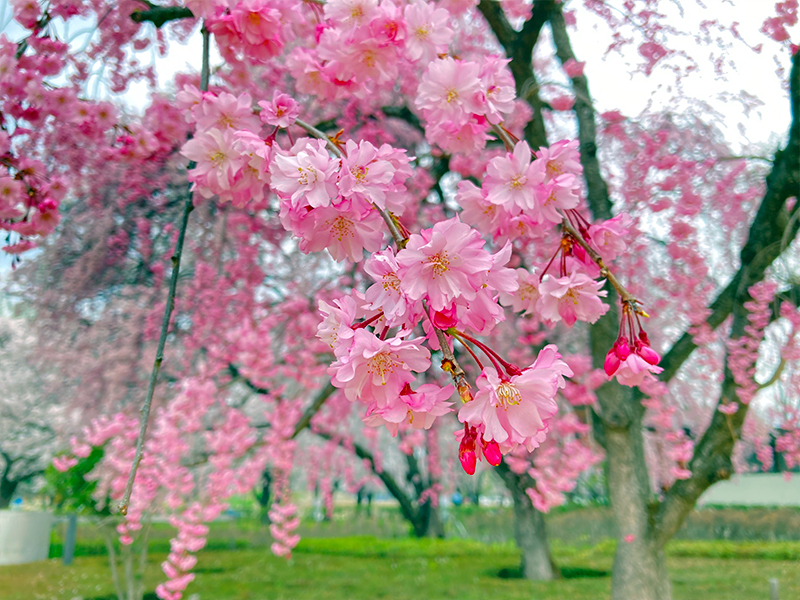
[549,7,613,221]
[130,4,194,28]
[290,382,336,440]
[313,430,419,526]
[228,363,270,395]
[477,0,554,148]
[654,51,800,545]
[118,27,208,516]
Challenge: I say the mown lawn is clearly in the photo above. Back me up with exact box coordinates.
[2,536,799,600]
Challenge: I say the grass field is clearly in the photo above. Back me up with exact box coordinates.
[2,536,799,600]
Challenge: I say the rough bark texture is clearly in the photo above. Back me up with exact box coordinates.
[475,5,800,598]
[0,476,17,509]
[496,461,559,580]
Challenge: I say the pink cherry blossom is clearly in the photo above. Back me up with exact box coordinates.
[403,0,453,62]
[458,345,571,451]
[330,329,431,406]
[538,273,610,326]
[415,57,484,125]
[270,138,340,208]
[258,91,300,128]
[484,141,545,211]
[180,128,245,198]
[338,140,397,208]
[396,216,494,311]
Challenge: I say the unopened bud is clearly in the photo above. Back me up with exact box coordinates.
[638,344,661,366]
[615,338,631,360]
[459,449,477,475]
[604,349,621,376]
[482,439,502,467]
[431,306,458,329]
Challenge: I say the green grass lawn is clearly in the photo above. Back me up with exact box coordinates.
[2,536,799,600]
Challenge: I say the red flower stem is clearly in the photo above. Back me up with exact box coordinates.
[450,332,484,370]
[454,330,517,375]
[352,311,384,330]
[540,242,562,281]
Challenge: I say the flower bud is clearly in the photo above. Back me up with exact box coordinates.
[482,439,502,466]
[604,349,621,376]
[615,337,631,360]
[638,344,661,366]
[431,306,458,329]
[459,448,476,475]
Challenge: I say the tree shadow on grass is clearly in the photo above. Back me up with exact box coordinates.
[496,566,609,579]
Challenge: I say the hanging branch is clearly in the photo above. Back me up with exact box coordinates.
[118,27,209,516]
[292,118,469,395]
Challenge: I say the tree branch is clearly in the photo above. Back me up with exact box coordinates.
[228,363,270,395]
[549,6,613,221]
[118,27,209,516]
[290,382,336,440]
[653,51,800,545]
[477,0,554,148]
[130,3,194,28]
[313,430,420,526]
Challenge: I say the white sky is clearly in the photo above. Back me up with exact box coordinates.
[0,0,795,277]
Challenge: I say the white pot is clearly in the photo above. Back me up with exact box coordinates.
[0,510,54,565]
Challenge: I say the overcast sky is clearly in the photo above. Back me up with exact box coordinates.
[0,0,795,275]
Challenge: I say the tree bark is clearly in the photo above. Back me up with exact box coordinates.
[496,461,559,580]
[604,423,670,600]
[0,474,18,509]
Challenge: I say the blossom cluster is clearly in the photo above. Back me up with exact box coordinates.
[179,90,273,207]
[289,0,454,102]
[272,138,413,262]
[415,56,516,153]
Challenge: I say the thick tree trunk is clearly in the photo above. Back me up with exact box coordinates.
[410,500,444,538]
[425,502,444,538]
[603,410,670,600]
[512,487,558,580]
[496,461,558,580]
[0,475,18,509]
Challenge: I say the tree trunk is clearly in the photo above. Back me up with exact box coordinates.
[425,501,444,538]
[410,499,444,538]
[510,480,559,580]
[495,461,558,580]
[603,416,671,600]
[0,475,18,509]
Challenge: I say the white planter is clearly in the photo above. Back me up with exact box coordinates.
[0,510,54,565]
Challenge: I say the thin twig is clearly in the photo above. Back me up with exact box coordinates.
[295,117,468,393]
[758,358,786,390]
[491,123,516,151]
[294,118,343,157]
[561,217,638,305]
[117,26,209,516]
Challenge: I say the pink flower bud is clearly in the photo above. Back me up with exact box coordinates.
[638,344,661,365]
[431,306,458,329]
[604,349,621,376]
[615,337,631,360]
[482,439,502,466]
[459,448,477,475]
